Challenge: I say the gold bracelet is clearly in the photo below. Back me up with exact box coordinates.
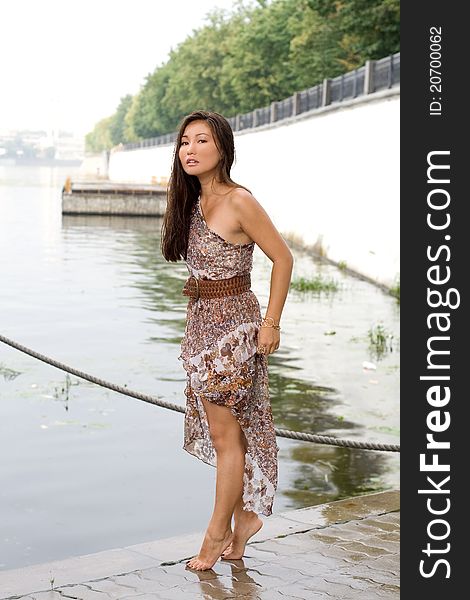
[261,316,281,330]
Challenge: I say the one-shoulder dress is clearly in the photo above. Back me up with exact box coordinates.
[178,196,279,516]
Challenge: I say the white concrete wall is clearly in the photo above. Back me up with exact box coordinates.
[108,90,399,287]
[79,152,109,179]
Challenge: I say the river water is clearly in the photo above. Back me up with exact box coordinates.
[0,165,399,570]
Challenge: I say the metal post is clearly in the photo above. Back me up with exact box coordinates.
[364,59,376,94]
[388,54,394,88]
[253,109,258,128]
[235,114,241,131]
[270,101,277,123]
[293,92,301,116]
[321,78,331,106]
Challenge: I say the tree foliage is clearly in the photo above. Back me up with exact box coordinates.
[85,0,399,151]
[108,95,133,146]
[309,0,400,67]
[85,116,113,152]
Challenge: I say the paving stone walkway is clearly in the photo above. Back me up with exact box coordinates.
[0,490,399,600]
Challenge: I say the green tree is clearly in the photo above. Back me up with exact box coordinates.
[287,1,344,89]
[160,7,242,123]
[218,0,299,111]
[309,0,400,67]
[109,94,133,145]
[130,66,174,138]
[122,94,141,143]
[85,116,113,152]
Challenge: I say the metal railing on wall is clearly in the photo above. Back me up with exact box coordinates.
[119,52,400,152]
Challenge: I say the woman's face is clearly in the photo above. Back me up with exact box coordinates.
[178,120,221,178]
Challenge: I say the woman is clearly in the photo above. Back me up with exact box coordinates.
[161,110,293,571]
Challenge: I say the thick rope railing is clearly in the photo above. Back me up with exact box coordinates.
[0,333,400,452]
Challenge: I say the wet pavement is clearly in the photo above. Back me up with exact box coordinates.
[0,490,399,599]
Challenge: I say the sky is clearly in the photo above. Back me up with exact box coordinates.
[0,0,239,137]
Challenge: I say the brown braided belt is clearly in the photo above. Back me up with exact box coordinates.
[182,273,251,300]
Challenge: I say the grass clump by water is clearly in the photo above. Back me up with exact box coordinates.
[367,323,397,360]
[389,277,400,303]
[290,275,339,294]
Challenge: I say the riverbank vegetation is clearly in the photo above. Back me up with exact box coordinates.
[290,275,340,294]
[389,278,400,303]
[86,0,400,151]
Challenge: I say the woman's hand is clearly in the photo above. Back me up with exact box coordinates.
[257,326,280,356]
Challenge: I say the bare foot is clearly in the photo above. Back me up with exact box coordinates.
[221,512,263,560]
[186,527,233,571]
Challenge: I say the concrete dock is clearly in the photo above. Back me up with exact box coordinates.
[61,181,167,216]
[0,490,399,599]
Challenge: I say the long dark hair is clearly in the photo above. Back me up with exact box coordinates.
[160,110,249,262]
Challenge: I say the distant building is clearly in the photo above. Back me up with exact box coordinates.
[0,128,84,163]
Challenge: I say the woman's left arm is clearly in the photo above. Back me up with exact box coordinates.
[232,190,294,355]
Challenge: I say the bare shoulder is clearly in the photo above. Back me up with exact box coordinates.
[228,187,264,217]
[226,187,290,260]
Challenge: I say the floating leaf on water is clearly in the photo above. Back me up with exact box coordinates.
[0,364,22,381]
[316,460,336,471]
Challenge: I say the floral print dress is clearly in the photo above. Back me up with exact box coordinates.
[178,196,279,517]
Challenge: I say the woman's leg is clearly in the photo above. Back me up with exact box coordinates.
[186,397,246,571]
[221,493,263,560]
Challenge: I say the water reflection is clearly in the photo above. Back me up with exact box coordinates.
[283,444,394,506]
[184,558,261,598]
